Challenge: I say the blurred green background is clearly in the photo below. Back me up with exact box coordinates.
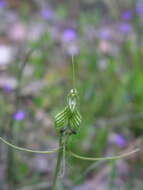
[0,0,142,189]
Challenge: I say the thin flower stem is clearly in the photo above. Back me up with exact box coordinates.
[51,135,64,190]
[0,137,59,154]
[71,55,76,89]
[15,49,34,107]
[59,140,66,178]
[7,49,35,186]
[70,148,140,161]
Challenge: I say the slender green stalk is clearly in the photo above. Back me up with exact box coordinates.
[0,137,59,154]
[7,49,34,187]
[72,55,76,89]
[51,135,64,190]
[70,148,140,161]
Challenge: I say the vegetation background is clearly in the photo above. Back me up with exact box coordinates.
[0,0,142,189]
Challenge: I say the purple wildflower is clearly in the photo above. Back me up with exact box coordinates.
[113,134,127,148]
[118,22,132,33]
[62,29,77,42]
[122,10,133,20]
[3,84,13,93]
[41,8,54,20]
[0,0,7,8]
[98,29,111,40]
[136,1,143,16]
[13,110,26,121]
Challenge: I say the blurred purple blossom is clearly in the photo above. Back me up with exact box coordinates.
[98,29,111,40]
[113,134,127,148]
[122,10,133,20]
[0,0,7,8]
[13,110,26,121]
[136,1,143,16]
[62,29,77,42]
[41,9,54,20]
[118,22,132,33]
[3,84,13,93]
